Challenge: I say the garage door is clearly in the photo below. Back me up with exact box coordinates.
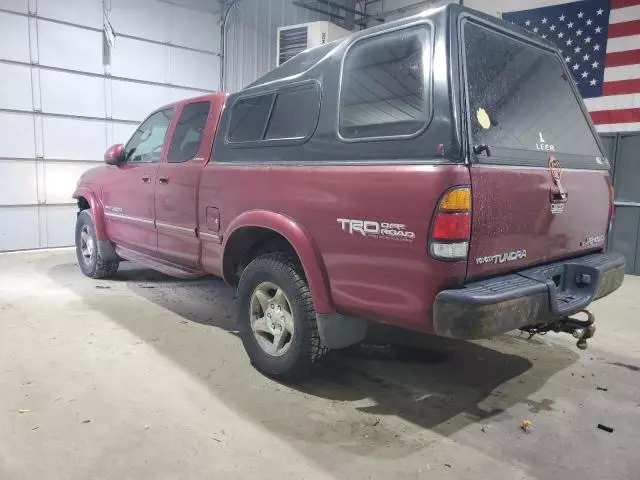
[602,133,640,275]
[0,0,219,253]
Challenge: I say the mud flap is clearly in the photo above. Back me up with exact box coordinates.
[97,240,119,262]
[316,313,368,350]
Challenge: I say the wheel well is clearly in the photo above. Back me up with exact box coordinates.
[77,196,90,211]
[223,227,299,285]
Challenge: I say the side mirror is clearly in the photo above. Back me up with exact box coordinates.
[104,144,125,165]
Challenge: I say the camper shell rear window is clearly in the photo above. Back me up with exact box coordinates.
[463,20,607,170]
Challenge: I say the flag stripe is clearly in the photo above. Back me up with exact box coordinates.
[591,107,640,124]
[610,4,640,23]
[603,78,640,94]
[605,33,640,52]
[608,19,640,37]
[596,121,640,132]
[585,92,640,110]
[611,0,640,10]
[603,63,640,81]
[605,49,640,66]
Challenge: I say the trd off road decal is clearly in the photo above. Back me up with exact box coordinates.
[337,218,415,242]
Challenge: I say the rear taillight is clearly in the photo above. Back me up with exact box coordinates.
[429,186,472,261]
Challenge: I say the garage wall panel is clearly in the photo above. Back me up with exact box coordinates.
[0,207,40,251]
[45,205,77,247]
[40,70,105,118]
[44,162,97,204]
[0,161,38,205]
[108,0,168,44]
[0,0,28,14]
[169,6,220,52]
[42,117,106,161]
[110,37,167,84]
[37,21,104,74]
[0,11,30,62]
[111,80,171,121]
[108,0,220,52]
[37,0,102,29]
[0,63,33,111]
[171,48,219,90]
[0,112,35,158]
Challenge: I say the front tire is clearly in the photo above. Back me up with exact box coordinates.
[237,253,327,380]
[75,210,119,279]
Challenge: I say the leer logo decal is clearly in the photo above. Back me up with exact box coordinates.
[536,131,556,152]
[337,218,415,242]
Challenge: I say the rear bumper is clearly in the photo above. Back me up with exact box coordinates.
[433,252,625,339]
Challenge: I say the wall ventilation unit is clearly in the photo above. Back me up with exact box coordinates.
[277,21,349,65]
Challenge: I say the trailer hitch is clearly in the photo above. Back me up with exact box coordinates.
[520,309,596,350]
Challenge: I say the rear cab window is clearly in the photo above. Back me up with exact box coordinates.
[463,21,607,169]
[168,101,211,163]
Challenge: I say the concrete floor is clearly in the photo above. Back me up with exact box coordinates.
[1,250,639,480]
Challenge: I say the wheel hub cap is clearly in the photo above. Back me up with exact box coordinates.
[79,225,95,265]
[249,282,294,357]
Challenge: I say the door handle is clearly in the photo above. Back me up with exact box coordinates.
[142,176,151,183]
[158,177,169,184]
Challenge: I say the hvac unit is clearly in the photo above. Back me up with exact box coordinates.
[276,21,349,66]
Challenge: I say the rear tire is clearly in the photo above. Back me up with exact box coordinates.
[75,210,119,279]
[237,253,327,381]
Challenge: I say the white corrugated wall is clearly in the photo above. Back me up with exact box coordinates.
[0,0,220,252]
[223,0,327,93]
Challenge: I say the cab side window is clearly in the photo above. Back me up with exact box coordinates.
[226,83,320,146]
[264,86,320,140]
[167,102,211,163]
[124,108,174,164]
[227,94,274,143]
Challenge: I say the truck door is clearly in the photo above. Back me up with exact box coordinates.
[461,20,612,279]
[102,108,174,255]
[155,100,216,268]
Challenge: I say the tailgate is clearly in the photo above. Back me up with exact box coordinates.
[461,20,612,279]
[467,166,610,278]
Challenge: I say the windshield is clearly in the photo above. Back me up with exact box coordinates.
[464,21,607,169]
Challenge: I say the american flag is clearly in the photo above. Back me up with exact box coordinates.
[503,0,640,133]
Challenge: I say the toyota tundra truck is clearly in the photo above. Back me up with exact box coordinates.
[73,4,625,379]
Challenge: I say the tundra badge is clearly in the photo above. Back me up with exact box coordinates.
[580,235,605,247]
[475,250,527,265]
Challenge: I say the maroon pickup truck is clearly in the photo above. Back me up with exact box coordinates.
[73,5,624,379]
